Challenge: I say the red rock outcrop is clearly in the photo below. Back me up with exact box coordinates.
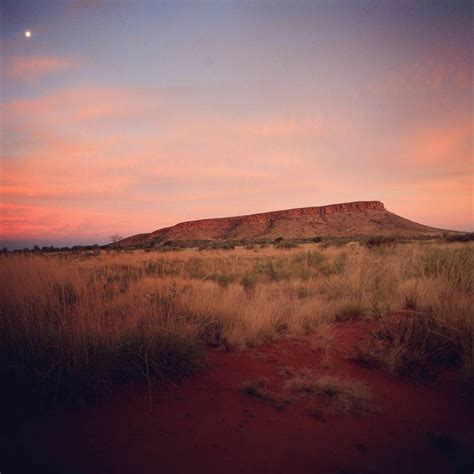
[118,200,442,246]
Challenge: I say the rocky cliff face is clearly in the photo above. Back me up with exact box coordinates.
[118,200,441,246]
[318,201,384,214]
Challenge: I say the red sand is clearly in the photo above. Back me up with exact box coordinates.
[4,323,473,474]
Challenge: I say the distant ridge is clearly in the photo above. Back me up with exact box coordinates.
[118,201,444,247]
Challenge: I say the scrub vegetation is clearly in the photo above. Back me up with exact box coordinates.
[1,240,472,407]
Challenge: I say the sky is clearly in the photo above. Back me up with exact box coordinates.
[0,0,472,248]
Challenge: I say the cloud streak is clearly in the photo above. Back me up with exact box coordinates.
[7,55,77,80]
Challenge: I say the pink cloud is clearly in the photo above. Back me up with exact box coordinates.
[7,55,76,80]
[1,80,472,244]
[0,200,182,242]
[239,117,327,138]
[399,120,472,170]
[3,86,149,124]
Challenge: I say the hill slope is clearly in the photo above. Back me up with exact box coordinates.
[118,201,444,247]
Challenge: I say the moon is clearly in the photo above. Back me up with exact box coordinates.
[25,30,31,38]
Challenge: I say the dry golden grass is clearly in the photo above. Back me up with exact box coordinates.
[241,370,373,415]
[1,241,472,404]
[284,371,373,415]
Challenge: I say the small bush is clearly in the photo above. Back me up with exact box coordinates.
[201,242,236,251]
[199,320,223,346]
[404,293,418,310]
[352,307,463,380]
[275,241,299,249]
[218,242,236,250]
[444,232,474,243]
[365,236,398,249]
[335,302,366,322]
[159,245,183,253]
[254,260,290,281]
[207,274,235,287]
[241,272,258,291]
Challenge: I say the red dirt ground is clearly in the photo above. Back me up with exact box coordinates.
[3,323,473,474]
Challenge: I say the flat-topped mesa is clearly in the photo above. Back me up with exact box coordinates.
[117,200,442,247]
[169,201,386,228]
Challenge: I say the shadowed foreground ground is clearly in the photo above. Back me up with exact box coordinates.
[2,323,473,474]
